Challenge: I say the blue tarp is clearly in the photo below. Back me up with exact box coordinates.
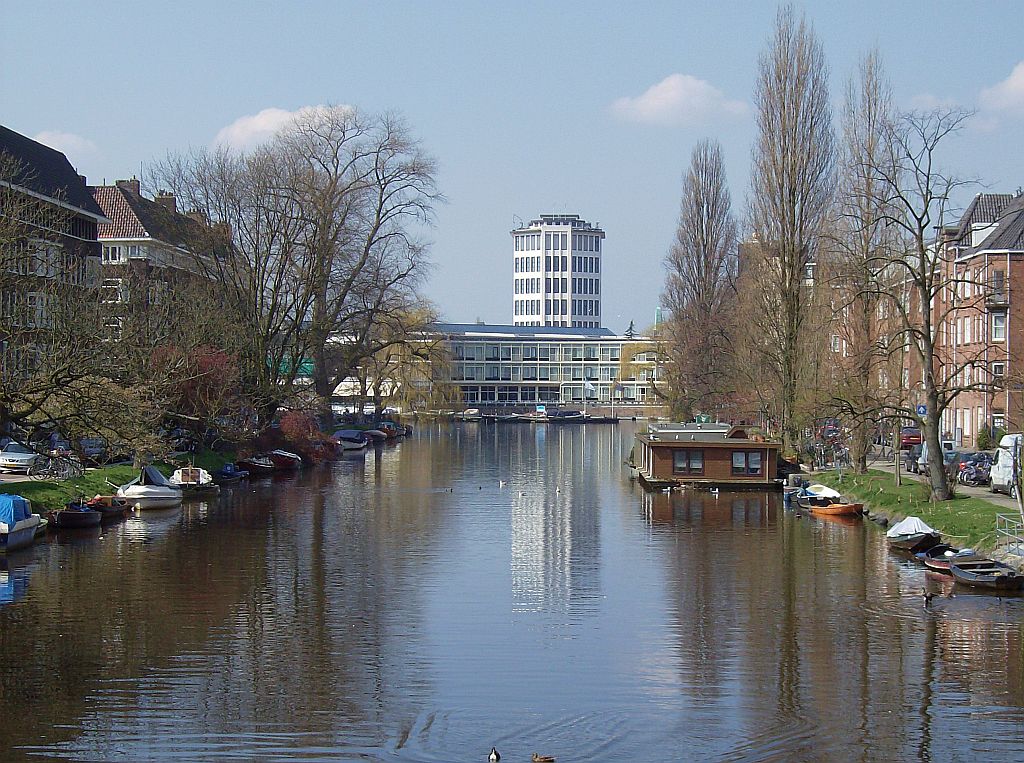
[0,495,30,527]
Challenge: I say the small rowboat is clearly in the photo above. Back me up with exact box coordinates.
[86,495,130,523]
[50,504,102,529]
[913,544,966,572]
[949,558,1024,591]
[268,450,303,470]
[807,501,863,516]
[237,456,275,475]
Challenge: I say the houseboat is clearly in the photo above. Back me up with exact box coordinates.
[634,422,782,490]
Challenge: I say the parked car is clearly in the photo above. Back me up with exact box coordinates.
[990,433,1022,496]
[900,426,922,449]
[922,448,960,473]
[0,442,47,474]
[903,444,922,473]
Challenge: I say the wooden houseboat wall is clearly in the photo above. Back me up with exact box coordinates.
[635,424,781,489]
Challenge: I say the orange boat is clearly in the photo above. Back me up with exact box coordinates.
[808,502,863,516]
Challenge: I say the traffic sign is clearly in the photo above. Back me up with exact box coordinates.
[916,404,927,415]
[695,413,712,423]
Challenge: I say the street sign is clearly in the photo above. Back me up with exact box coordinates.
[916,404,927,416]
[695,413,712,423]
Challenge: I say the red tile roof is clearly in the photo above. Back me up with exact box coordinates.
[91,185,148,239]
[91,184,206,246]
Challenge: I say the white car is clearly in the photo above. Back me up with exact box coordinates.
[0,442,46,474]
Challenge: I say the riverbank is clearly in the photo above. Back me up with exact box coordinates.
[813,469,1013,550]
[0,449,233,513]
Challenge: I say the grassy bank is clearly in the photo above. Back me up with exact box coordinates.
[813,469,1010,549]
[0,448,233,513]
[0,465,141,512]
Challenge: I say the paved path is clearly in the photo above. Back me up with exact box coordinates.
[815,448,1021,512]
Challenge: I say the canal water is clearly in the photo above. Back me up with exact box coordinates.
[2,422,1024,761]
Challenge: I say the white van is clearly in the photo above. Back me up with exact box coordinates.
[990,433,1022,496]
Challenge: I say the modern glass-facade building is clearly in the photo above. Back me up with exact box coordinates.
[432,323,656,406]
[511,214,604,328]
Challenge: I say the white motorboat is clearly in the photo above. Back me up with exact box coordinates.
[169,466,221,496]
[332,430,369,451]
[117,465,184,510]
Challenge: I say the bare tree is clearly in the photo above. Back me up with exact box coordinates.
[661,139,737,419]
[866,107,978,500]
[152,106,439,430]
[748,5,836,451]
[825,51,900,471]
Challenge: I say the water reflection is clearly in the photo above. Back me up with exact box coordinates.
[0,423,1022,761]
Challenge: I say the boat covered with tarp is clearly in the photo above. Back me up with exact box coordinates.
[886,516,941,552]
[0,494,39,552]
[117,465,183,510]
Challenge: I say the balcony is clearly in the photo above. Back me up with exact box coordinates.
[985,287,1010,309]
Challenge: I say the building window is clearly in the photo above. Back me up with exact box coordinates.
[673,449,704,475]
[993,313,1007,341]
[992,361,1006,379]
[732,451,763,476]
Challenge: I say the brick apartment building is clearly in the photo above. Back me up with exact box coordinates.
[936,192,1024,447]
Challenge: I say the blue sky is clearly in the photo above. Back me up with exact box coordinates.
[3,1,1023,333]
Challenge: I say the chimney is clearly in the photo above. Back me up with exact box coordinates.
[186,209,208,225]
[116,177,141,196]
[155,190,177,213]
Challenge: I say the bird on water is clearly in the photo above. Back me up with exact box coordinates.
[488,747,500,762]
[532,754,556,763]
[922,588,935,607]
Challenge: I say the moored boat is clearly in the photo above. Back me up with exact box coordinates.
[170,466,221,496]
[886,516,941,553]
[212,463,248,484]
[806,501,863,516]
[85,495,130,523]
[949,558,1024,590]
[913,544,967,572]
[0,495,40,552]
[116,465,184,510]
[33,516,48,538]
[237,455,275,475]
[268,449,303,471]
[333,429,369,451]
[50,503,102,529]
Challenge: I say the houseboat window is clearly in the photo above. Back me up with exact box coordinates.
[673,449,704,475]
[732,451,763,476]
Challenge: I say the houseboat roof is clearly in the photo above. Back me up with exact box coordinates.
[640,422,780,448]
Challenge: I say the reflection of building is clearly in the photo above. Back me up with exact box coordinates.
[509,426,602,611]
[431,322,658,407]
[511,214,605,328]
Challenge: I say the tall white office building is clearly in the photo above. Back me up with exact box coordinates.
[511,214,605,328]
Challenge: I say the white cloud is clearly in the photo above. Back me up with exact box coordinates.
[980,61,1024,115]
[32,130,99,162]
[611,74,747,126]
[213,104,344,150]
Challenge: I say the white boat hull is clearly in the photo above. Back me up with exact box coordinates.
[1,515,40,552]
[116,486,183,510]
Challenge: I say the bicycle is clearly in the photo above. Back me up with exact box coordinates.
[31,453,84,481]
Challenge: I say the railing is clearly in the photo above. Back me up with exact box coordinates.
[985,287,1010,308]
[996,513,1024,557]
